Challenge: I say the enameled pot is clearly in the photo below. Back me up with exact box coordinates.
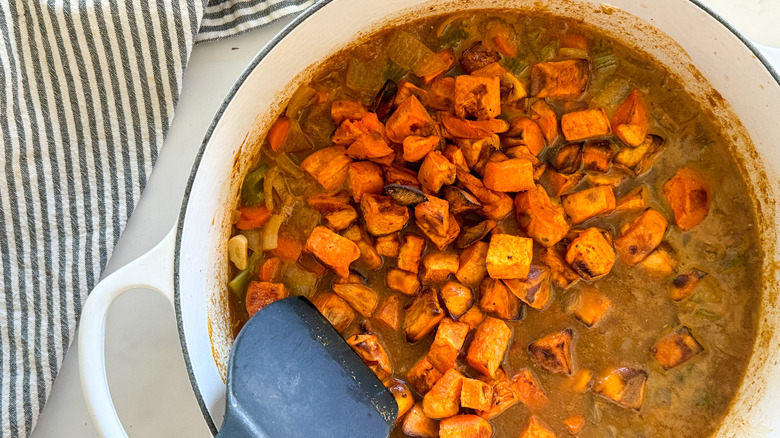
[78,0,780,436]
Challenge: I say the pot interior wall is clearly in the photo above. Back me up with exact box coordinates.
[175,0,780,433]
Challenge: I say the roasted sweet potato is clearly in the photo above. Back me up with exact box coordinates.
[652,326,704,370]
[515,184,571,247]
[346,131,394,159]
[332,283,379,317]
[393,237,425,276]
[567,369,593,394]
[311,291,355,332]
[466,316,512,377]
[530,99,560,145]
[360,193,411,236]
[245,281,288,317]
[423,368,464,419]
[564,415,586,435]
[421,252,460,284]
[403,135,442,162]
[304,225,360,278]
[459,305,486,330]
[347,333,393,381]
[454,75,501,119]
[571,288,611,327]
[300,146,353,190]
[614,208,668,266]
[419,209,460,250]
[456,241,489,287]
[486,233,533,280]
[439,281,474,319]
[476,368,518,419]
[502,117,546,156]
[331,100,368,125]
[583,139,616,173]
[444,186,483,216]
[458,134,499,173]
[565,227,616,280]
[331,112,384,146]
[511,368,548,406]
[387,379,415,424]
[405,288,446,342]
[615,186,647,212]
[546,168,584,196]
[384,164,421,188]
[441,114,509,139]
[640,241,678,276]
[456,220,497,249]
[323,206,358,231]
[460,379,494,411]
[528,329,574,375]
[471,61,509,78]
[611,89,649,147]
[593,367,647,410]
[376,233,401,257]
[531,59,589,98]
[562,185,616,224]
[669,268,707,301]
[483,158,535,192]
[550,143,583,174]
[520,416,557,438]
[561,108,611,141]
[663,167,711,231]
[439,415,492,438]
[613,134,664,175]
[503,264,552,309]
[421,49,457,84]
[418,150,457,193]
[479,192,514,220]
[478,277,521,320]
[386,95,435,143]
[407,356,444,395]
[428,318,470,372]
[395,79,430,106]
[386,269,421,296]
[538,247,580,289]
[306,190,351,213]
[375,294,403,330]
[383,184,428,207]
[428,76,456,111]
[402,403,439,438]
[415,196,450,238]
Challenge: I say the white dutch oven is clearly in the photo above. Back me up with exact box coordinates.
[78,0,780,436]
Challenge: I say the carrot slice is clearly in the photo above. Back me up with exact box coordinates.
[235,205,272,230]
[268,117,291,153]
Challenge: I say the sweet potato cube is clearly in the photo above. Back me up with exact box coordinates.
[549,143,583,174]
[385,95,435,143]
[515,184,570,247]
[304,226,360,278]
[530,99,559,145]
[428,76,456,111]
[561,108,611,141]
[565,227,616,280]
[663,167,711,231]
[567,369,593,394]
[669,268,708,301]
[330,100,367,125]
[440,281,474,318]
[611,89,649,147]
[428,318,470,372]
[323,206,358,231]
[423,368,464,419]
[415,196,450,238]
[342,225,382,270]
[387,268,421,296]
[483,158,535,192]
[454,75,501,119]
[375,294,402,330]
[502,117,546,156]
[594,367,647,410]
[407,356,444,395]
[479,192,514,220]
[395,79,430,106]
[456,220,497,249]
[346,131,394,159]
[245,282,288,317]
[331,112,384,146]
[443,186,482,216]
[538,247,579,289]
[376,233,400,257]
[418,151,457,193]
[478,277,521,320]
[571,288,611,327]
[421,252,460,284]
[615,186,647,212]
[300,146,353,190]
[458,134,499,171]
[402,403,439,438]
[531,59,589,98]
[404,288,445,342]
[520,416,557,438]
[546,168,583,196]
[384,164,421,188]
[398,235,426,273]
[347,161,384,202]
[360,193,410,236]
[460,378,494,411]
[614,208,668,266]
[583,139,615,172]
[441,115,509,139]
[331,283,379,317]
[640,241,678,276]
[403,135,441,162]
[459,305,485,330]
[503,264,552,310]
[306,190,351,213]
[613,134,665,175]
[421,49,456,84]
[443,144,469,171]
[564,415,586,435]
[440,415,492,438]
[456,241,489,287]
[387,379,414,424]
[562,186,616,224]
[466,316,512,377]
[311,291,355,332]
[652,326,704,370]
[511,369,548,406]
[528,329,574,375]
[476,368,518,419]
[346,333,393,381]
[486,233,533,280]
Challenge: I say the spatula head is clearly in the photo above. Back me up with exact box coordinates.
[218,296,397,438]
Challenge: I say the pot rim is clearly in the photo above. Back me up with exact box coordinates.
[173,0,780,434]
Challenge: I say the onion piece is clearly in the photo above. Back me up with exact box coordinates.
[261,214,284,251]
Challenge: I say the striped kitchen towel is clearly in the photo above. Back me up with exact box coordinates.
[0,0,313,436]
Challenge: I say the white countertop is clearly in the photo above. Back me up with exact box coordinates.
[31,3,779,437]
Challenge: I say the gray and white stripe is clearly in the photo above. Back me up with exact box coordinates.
[0,0,309,436]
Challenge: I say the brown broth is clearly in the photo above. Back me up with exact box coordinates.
[228,11,762,438]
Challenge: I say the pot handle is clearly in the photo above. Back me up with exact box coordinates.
[78,226,177,438]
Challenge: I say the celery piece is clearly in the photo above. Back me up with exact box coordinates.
[536,40,559,61]
[439,23,468,49]
[228,251,262,299]
[282,262,318,298]
[383,59,408,83]
[386,30,437,76]
[346,57,385,92]
[593,49,617,72]
[241,165,269,206]
[499,57,529,76]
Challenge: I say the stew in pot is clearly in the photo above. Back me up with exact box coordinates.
[225,10,762,438]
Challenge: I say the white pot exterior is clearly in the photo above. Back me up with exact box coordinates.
[174,0,780,435]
